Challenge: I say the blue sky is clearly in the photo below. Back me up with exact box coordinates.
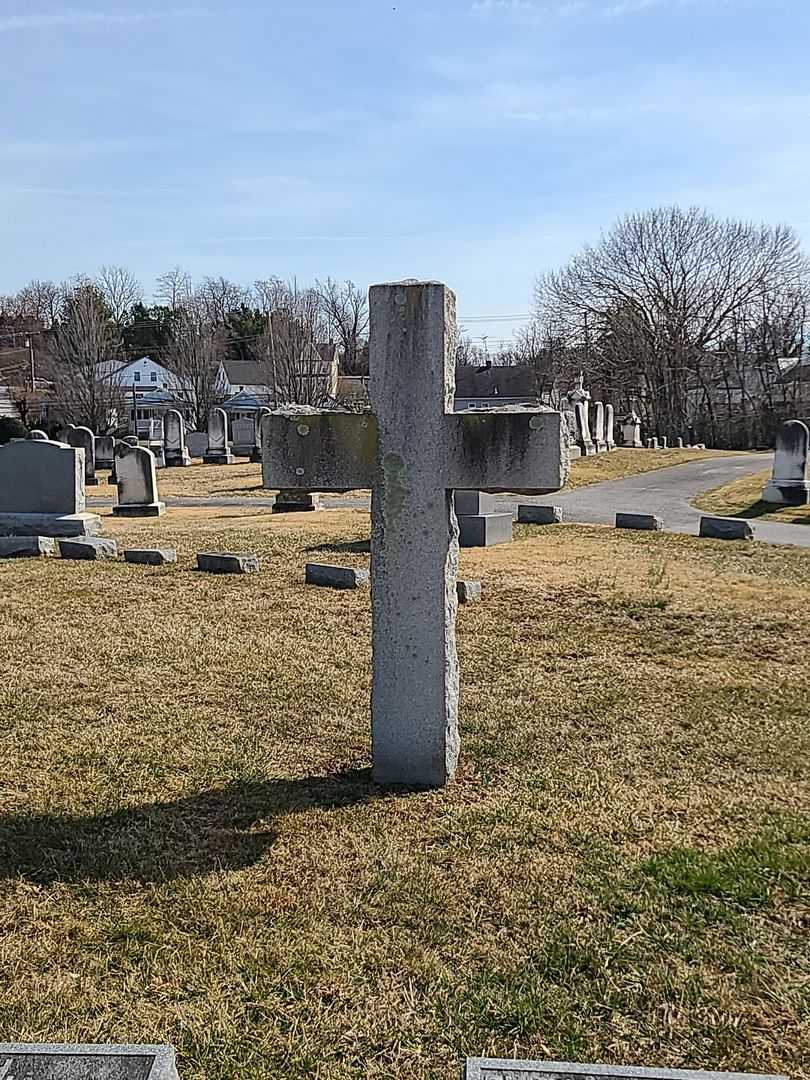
[1,0,809,344]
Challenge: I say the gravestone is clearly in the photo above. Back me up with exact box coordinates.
[762,419,810,505]
[464,1059,785,1080]
[700,516,754,541]
[203,408,234,465]
[457,580,481,603]
[95,435,115,470]
[113,443,165,517]
[574,401,595,456]
[250,407,272,462]
[0,1043,178,1080]
[616,512,663,531]
[197,551,259,574]
[27,430,48,441]
[272,490,322,513]
[621,411,643,448]
[0,439,101,536]
[186,431,207,458]
[517,504,563,524]
[124,548,177,566]
[604,403,616,450]
[455,490,513,548]
[660,436,668,449]
[163,409,191,467]
[650,437,660,449]
[58,537,118,560]
[66,425,99,485]
[263,280,568,787]
[305,563,369,589]
[231,418,255,457]
[591,401,607,453]
[676,436,685,449]
[123,436,139,446]
[0,536,55,558]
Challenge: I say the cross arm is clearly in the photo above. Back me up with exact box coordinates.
[261,410,378,491]
[444,409,570,493]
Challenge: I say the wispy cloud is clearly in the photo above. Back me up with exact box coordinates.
[0,9,209,34]
[471,0,729,18]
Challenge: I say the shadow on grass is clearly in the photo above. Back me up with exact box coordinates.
[723,499,810,523]
[305,539,371,555]
[0,768,396,885]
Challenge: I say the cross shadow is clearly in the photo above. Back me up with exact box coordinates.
[724,499,809,522]
[305,539,371,555]
[0,768,392,885]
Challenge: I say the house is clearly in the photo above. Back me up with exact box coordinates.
[219,344,340,411]
[100,356,191,437]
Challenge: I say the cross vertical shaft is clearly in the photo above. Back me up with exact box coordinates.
[369,282,460,786]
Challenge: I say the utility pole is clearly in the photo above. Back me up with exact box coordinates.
[25,335,35,390]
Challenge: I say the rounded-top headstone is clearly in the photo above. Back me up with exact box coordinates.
[27,430,48,440]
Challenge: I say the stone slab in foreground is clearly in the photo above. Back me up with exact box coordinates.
[0,1043,178,1080]
[464,1060,786,1080]
[699,516,754,541]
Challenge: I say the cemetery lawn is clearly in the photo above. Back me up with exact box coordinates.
[1,507,808,1080]
[694,469,810,524]
[91,449,747,501]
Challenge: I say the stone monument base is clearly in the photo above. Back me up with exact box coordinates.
[112,502,166,518]
[202,451,235,465]
[231,442,254,457]
[458,513,513,548]
[272,492,322,513]
[250,447,263,463]
[0,511,102,538]
[762,479,810,505]
[165,450,192,467]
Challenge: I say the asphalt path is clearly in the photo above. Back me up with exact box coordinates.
[88,452,810,549]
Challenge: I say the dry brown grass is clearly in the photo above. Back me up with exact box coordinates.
[0,509,807,1080]
[693,469,810,524]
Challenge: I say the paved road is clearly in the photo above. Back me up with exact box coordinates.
[88,453,810,549]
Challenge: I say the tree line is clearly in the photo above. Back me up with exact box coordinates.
[0,270,369,432]
[465,207,810,448]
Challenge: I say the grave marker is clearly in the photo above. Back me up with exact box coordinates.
[163,410,191,467]
[263,280,568,787]
[762,419,810,505]
[203,408,234,465]
[66,425,99,485]
[250,407,272,462]
[464,1060,786,1080]
[0,439,101,537]
[604,403,616,450]
[0,1043,178,1080]
[113,443,165,517]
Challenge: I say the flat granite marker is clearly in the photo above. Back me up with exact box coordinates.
[263,280,568,787]
[464,1060,786,1080]
[0,1043,178,1080]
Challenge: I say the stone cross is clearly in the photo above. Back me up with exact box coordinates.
[263,281,569,787]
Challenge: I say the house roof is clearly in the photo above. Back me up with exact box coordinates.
[454,363,538,399]
[223,390,264,409]
[778,360,810,384]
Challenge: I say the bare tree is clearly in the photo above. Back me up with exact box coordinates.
[534,206,808,442]
[15,279,61,328]
[196,276,248,327]
[155,266,192,311]
[163,306,226,430]
[97,266,143,329]
[249,280,332,405]
[316,278,369,374]
[49,281,123,433]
